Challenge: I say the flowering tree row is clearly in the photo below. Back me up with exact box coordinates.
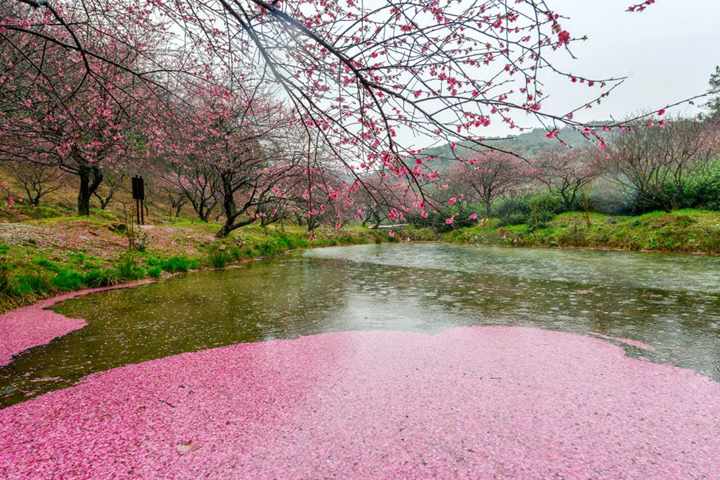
[0,0,708,231]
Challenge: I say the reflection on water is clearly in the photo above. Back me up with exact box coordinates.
[2,243,720,407]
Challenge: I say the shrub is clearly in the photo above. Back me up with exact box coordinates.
[679,163,720,211]
[495,192,562,226]
[144,255,162,267]
[228,246,243,260]
[83,269,105,287]
[12,271,52,296]
[99,269,120,286]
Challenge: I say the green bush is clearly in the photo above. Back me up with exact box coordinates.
[99,269,120,286]
[144,255,162,267]
[680,163,720,211]
[82,268,122,288]
[495,192,563,226]
[12,271,52,296]
[82,269,104,287]
[229,246,243,260]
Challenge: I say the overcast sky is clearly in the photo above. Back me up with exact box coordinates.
[399,0,720,148]
[515,0,719,132]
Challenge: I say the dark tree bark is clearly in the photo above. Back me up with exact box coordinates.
[77,164,103,216]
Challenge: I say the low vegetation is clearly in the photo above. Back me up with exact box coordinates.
[0,213,402,312]
[444,210,720,253]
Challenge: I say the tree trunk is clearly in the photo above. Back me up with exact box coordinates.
[216,173,236,238]
[215,223,232,238]
[77,165,103,216]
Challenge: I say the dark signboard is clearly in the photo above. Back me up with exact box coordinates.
[132,176,145,201]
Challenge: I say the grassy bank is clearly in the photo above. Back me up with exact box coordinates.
[0,216,416,313]
[444,209,720,254]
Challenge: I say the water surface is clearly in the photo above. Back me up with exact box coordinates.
[1,243,719,407]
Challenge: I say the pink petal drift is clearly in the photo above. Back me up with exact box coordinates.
[1,326,719,478]
[0,281,154,366]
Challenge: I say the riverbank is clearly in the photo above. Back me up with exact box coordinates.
[2,209,719,312]
[0,217,426,313]
[0,280,154,366]
[445,209,720,254]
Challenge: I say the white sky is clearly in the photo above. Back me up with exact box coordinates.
[511,0,720,133]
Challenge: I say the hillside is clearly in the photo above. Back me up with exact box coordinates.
[418,125,603,169]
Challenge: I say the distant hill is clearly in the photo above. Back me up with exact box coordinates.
[417,124,604,169]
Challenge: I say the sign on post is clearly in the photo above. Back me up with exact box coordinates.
[132,176,145,225]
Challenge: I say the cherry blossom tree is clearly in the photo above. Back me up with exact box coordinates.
[0,1,165,215]
[449,152,524,218]
[592,116,720,212]
[6,161,66,207]
[92,170,125,210]
[161,156,221,223]
[3,0,705,225]
[531,145,597,211]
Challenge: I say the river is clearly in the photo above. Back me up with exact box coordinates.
[1,243,719,408]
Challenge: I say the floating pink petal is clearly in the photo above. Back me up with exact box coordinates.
[0,280,154,366]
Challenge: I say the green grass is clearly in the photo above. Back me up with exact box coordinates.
[160,256,198,273]
[207,249,231,268]
[448,209,720,253]
[147,266,163,278]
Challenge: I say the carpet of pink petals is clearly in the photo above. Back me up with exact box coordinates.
[0,281,154,366]
[1,326,719,478]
